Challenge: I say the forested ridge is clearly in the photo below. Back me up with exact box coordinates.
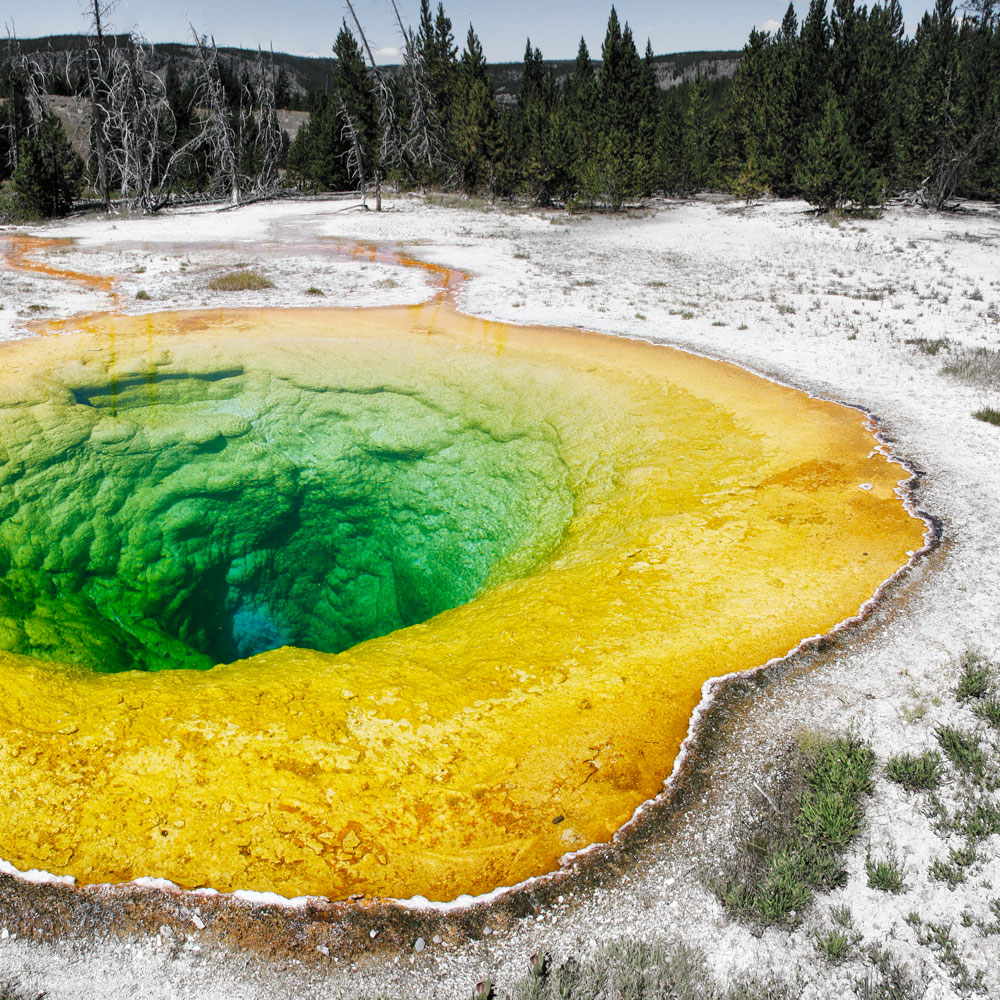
[1,0,998,219]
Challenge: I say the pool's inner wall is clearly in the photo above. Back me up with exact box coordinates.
[0,365,574,671]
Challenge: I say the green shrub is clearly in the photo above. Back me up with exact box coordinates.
[974,408,1000,427]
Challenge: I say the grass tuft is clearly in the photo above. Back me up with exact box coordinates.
[508,937,791,1000]
[935,725,987,778]
[974,407,1000,427]
[942,345,1000,388]
[814,927,856,963]
[866,847,907,893]
[855,946,918,1000]
[956,651,993,702]
[135,289,151,301]
[715,733,874,927]
[305,286,324,296]
[974,695,1000,730]
[904,336,948,356]
[886,750,944,792]
[207,269,275,292]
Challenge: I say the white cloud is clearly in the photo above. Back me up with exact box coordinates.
[375,45,402,61]
[756,19,782,34]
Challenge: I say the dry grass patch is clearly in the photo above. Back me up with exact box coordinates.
[207,269,275,292]
[508,938,791,1000]
[942,345,1000,388]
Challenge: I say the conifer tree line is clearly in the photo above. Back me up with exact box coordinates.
[2,0,998,218]
[288,0,1000,211]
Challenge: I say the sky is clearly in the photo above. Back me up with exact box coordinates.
[8,1,937,63]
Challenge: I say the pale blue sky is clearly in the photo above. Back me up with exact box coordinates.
[10,1,936,62]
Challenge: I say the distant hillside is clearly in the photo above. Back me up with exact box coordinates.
[0,35,334,104]
[489,50,742,102]
[4,35,741,109]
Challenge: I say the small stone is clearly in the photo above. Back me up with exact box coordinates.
[317,945,330,956]
[369,929,378,938]
[432,934,442,945]
[483,926,492,936]
[414,937,425,952]
[191,914,205,930]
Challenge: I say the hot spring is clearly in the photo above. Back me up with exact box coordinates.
[0,296,926,901]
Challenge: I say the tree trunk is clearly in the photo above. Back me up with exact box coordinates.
[87,1,111,212]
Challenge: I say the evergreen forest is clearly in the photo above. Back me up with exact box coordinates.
[1,0,998,219]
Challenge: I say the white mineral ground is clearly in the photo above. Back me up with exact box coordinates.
[0,195,998,999]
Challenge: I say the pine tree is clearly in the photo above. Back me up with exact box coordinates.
[726,29,770,188]
[907,0,962,199]
[11,115,84,217]
[286,89,352,190]
[423,3,457,135]
[778,2,798,42]
[860,0,906,194]
[586,6,646,207]
[797,0,831,158]
[656,87,685,193]
[513,39,558,203]
[451,24,499,196]
[683,72,713,191]
[829,0,863,120]
[637,40,660,195]
[274,68,292,110]
[561,36,597,200]
[768,6,801,193]
[795,91,876,210]
[0,61,34,183]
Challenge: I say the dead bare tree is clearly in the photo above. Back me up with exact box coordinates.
[1,29,49,174]
[919,116,1000,210]
[83,0,116,211]
[343,0,399,211]
[337,93,367,208]
[97,32,173,212]
[188,24,239,205]
[387,0,440,178]
[250,47,284,198]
